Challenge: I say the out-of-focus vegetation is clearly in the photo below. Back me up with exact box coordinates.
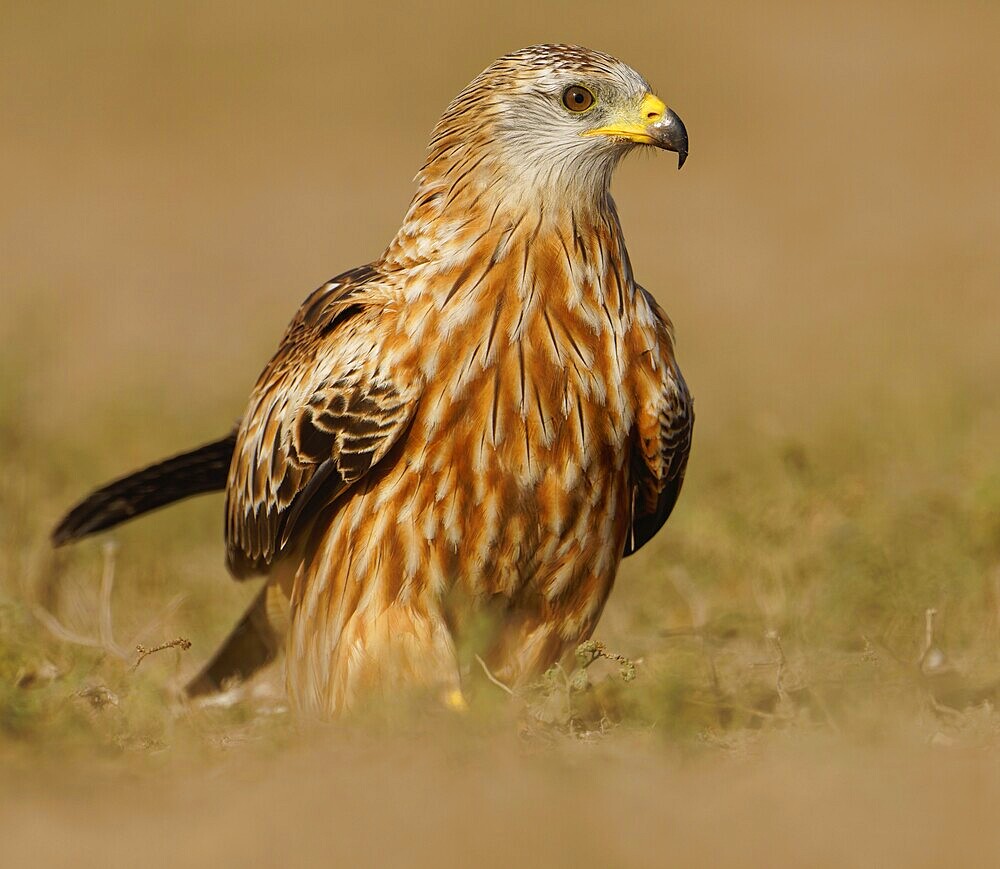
[1,1,999,865]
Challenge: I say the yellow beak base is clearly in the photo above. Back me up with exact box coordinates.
[583,93,669,145]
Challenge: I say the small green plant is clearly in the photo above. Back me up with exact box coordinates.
[522,640,639,738]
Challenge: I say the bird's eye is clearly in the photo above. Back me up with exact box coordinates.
[562,85,595,113]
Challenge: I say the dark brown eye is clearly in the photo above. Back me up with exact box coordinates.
[562,85,595,113]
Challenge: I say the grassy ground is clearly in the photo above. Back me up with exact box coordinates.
[2,1,999,865]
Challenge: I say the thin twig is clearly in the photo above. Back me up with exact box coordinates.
[130,637,192,672]
[475,654,514,696]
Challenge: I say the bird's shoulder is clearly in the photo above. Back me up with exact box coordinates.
[274,264,390,352]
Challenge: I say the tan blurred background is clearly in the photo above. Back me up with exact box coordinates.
[3,0,997,451]
[2,1,1000,865]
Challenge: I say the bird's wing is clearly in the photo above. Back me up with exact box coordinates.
[225,265,417,576]
[625,287,694,556]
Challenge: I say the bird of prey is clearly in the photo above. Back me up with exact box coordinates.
[53,44,693,717]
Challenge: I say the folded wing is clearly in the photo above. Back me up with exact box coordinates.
[225,266,417,576]
[626,288,694,556]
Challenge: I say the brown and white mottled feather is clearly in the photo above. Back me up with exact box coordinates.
[225,265,419,577]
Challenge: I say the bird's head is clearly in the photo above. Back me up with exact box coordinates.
[424,44,687,207]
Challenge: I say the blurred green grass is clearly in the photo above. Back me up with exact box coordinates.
[3,373,999,760]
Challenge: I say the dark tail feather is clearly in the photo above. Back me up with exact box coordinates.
[52,432,238,546]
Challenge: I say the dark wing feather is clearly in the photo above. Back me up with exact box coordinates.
[625,373,693,556]
[225,266,416,576]
[625,289,694,557]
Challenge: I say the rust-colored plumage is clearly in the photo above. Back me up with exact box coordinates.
[54,45,693,717]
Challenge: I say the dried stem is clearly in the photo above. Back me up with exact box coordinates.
[34,542,182,668]
[98,542,126,657]
[130,638,192,672]
[33,605,109,651]
[475,654,514,696]
[33,542,129,660]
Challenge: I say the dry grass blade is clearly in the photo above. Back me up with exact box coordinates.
[97,542,130,659]
[32,543,185,667]
[32,606,109,652]
[475,654,514,696]
[32,541,130,660]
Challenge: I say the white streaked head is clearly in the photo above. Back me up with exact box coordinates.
[425,44,688,201]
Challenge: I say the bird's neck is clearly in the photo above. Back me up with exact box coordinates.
[380,147,630,289]
[377,169,639,372]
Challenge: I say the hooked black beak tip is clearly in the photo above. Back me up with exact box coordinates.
[651,107,689,170]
